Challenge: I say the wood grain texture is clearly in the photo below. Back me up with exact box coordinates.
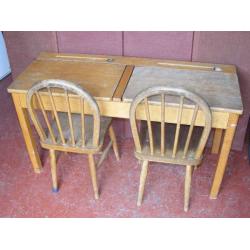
[172,96,184,157]
[130,86,212,164]
[35,92,56,144]
[88,154,99,199]
[160,94,165,155]
[8,58,126,101]
[113,65,134,101]
[183,105,199,158]
[137,160,149,206]
[184,165,193,212]
[25,80,120,198]
[17,92,230,129]
[109,126,120,160]
[12,94,42,173]
[123,66,243,114]
[210,113,239,199]
[211,128,223,154]
[144,97,154,155]
[130,87,211,211]
[8,52,242,201]
[49,149,58,191]
[36,52,236,73]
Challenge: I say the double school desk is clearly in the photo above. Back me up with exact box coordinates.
[7,52,243,199]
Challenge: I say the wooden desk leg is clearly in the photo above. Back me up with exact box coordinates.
[210,113,239,199]
[12,94,42,173]
[211,128,223,154]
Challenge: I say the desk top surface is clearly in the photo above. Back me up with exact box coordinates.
[8,52,243,114]
[123,66,243,114]
[7,54,126,101]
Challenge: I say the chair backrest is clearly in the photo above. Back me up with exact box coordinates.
[26,79,101,149]
[129,86,212,161]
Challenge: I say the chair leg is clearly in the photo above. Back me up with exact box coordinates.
[137,160,149,206]
[184,165,193,212]
[49,149,58,192]
[88,154,99,200]
[109,125,120,161]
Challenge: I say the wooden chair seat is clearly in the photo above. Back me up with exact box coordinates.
[136,122,203,166]
[42,113,112,153]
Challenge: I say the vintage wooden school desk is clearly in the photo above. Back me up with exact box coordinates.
[7,52,243,199]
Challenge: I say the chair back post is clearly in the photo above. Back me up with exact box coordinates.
[26,79,101,149]
[129,86,212,161]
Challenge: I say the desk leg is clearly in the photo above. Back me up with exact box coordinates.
[210,113,239,199]
[211,128,223,154]
[12,94,42,173]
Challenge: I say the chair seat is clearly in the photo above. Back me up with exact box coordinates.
[135,121,203,166]
[42,112,112,152]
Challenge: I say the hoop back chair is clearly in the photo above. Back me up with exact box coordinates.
[130,86,212,211]
[27,79,119,199]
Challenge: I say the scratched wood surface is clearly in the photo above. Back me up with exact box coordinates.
[7,58,126,101]
[37,52,236,73]
[123,66,243,114]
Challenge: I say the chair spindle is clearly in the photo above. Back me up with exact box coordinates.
[144,97,154,155]
[29,94,46,141]
[183,104,199,158]
[172,96,184,158]
[65,89,75,146]
[80,98,85,147]
[48,87,66,144]
[160,94,165,156]
[35,91,56,144]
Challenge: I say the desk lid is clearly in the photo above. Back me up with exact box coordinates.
[7,57,126,101]
[123,66,243,114]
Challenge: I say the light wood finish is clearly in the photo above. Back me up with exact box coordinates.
[48,87,66,144]
[137,160,149,206]
[12,94,42,173]
[17,92,230,129]
[172,96,184,158]
[65,90,75,145]
[211,128,223,154]
[26,79,119,197]
[113,65,134,101]
[37,52,236,74]
[130,87,212,211]
[96,141,113,169]
[8,57,126,101]
[210,113,239,199]
[183,105,199,158]
[144,97,154,155]
[27,79,102,150]
[88,154,99,199]
[109,126,120,160]
[130,87,212,164]
[80,98,85,147]
[160,94,165,155]
[8,52,243,199]
[36,92,56,144]
[184,165,193,212]
[123,66,243,115]
[49,149,58,191]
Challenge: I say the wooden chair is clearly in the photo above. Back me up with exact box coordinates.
[26,79,120,199]
[129,86,212,211]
